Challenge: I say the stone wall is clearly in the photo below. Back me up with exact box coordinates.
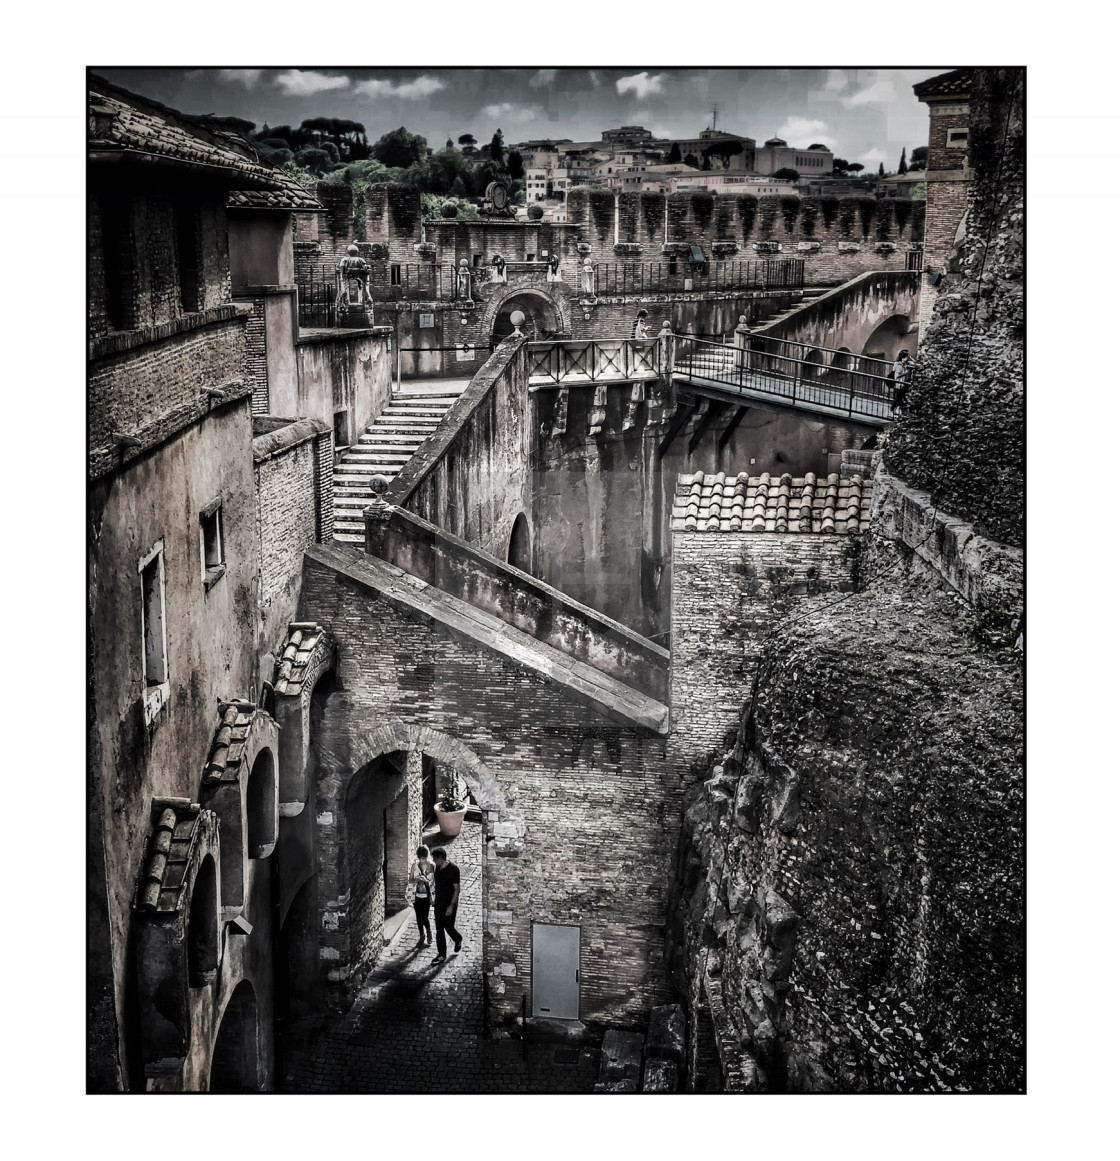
[392,337,532,561]
[566,189,925,285]
[670,529,858,763]
[885,68,1024,548]
[667,506,1024,1092]
[253,418,334,656]
[297,547,682,1028]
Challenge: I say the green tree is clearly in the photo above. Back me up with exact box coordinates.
[897,148,908,174]
[294,147,332,176]
[773,167,800,181]
[909,145,928,169]
[506,150,525,180]
[666,141,682,164]
[832,158,850,173]
[489,128,505,163]
[846,162,865,174]
[371,126,428,169]
[683,152,699,168]
[878,161,885,177]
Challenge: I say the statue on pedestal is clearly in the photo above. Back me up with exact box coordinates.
[456,258,472,301]
[580,257,595,296]
[336,244,372,311]
[490,253,507,284]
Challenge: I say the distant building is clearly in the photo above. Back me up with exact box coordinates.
[755,137,833,176]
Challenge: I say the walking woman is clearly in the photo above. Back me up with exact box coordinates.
[409,845,434,948]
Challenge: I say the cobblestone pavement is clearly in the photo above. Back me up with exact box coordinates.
[280,820,600,1094]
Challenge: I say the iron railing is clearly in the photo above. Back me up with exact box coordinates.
[297,279,340,329]
[905,248,925,272]
[297,262,461,317]
[593,258,804,296]
[526,337,662,385]
[673,333,897,422]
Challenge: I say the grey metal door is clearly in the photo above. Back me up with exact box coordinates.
[532,923,580,1019]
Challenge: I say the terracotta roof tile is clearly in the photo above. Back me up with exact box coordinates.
[202,700,260,784]
[135,802,203,913]
[671,470,872,534]
[913,68,974,100]
[273,622,330,696]
[89,75,319,210]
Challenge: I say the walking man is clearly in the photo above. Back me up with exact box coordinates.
[431,847,463,963]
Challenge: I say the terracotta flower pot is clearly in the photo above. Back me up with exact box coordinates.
[435,805,467,837]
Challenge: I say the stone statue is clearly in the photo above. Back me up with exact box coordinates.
[336,244,372,309]
[490,253,507,284]
[546,253,561,282]
[580,257,595,296]
[456,258,472,301]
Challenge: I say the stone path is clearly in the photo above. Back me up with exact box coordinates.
[280,820,599,1094]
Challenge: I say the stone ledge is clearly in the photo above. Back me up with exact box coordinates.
[306,543,671,735]
[295,326,393,345]
[89,303,250,360]
[252,416,331,463]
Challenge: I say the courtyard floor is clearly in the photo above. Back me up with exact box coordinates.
[279,819,600,1094]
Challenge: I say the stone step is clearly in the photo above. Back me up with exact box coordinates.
[353,441,423,452]
[332,532,366,544]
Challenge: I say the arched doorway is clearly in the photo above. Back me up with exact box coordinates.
[209,980,260,1093]
[508,513,531,574]
[491,291,561,344]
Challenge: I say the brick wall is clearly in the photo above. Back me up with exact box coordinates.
[298,551,684,1027]
[670,529,857,761]
[566,189,925,285]
[89,312,248,459]
[242,296,269,414]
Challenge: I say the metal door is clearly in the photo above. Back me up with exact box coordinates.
[532,923,580,1019]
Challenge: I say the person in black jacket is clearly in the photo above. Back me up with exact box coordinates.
[431,848,463,963]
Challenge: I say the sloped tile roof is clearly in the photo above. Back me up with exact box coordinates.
[88,74,320,210]
[274,623,329,696]
[671,470,871,534]
[201,700,259,784]
[227,184,321,211]
[914,68,974,100]
[135,801,205,913]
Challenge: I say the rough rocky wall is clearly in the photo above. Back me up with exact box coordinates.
[668,558,1024,1093]
[885,68,1024,547]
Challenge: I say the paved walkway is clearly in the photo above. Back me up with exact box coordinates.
[280,820,599,1094]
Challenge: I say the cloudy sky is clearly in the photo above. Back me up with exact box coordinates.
[95,67,950,167]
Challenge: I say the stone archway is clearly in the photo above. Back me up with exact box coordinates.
[208,980,261,1093]
[313,712,522,1010]
[484,286,568,345]
[862,314,913,362]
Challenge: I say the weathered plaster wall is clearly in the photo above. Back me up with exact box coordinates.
[290,329,393,447]
[885,68,1024,548]
[87,403,265,1089]
[394,337,532,561]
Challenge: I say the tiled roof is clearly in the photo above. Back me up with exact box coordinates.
[135,801,205,913]
[201,700,259,784]
[88,74,319,210]
[671,470,871,534]
[274,623,329,696]
[914,68,974,100]
[227,184,322,212]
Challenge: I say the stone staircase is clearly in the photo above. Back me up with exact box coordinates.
[752,285,830,329]
[331,387,466,543]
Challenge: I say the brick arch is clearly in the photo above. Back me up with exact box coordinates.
[334,722,513,825]
[480,285,569,342]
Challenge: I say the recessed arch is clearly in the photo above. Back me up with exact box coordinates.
[482,285,568,345]
[208,980,260,1093]
[246,747,277,859]
[508,512,532,574]
[187,854,219,987]
[862,314,913,361]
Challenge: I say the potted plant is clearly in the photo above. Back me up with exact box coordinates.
[434,768,469,837]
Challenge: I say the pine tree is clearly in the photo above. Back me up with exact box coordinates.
[898,148,908,175]
[878,162,885,177]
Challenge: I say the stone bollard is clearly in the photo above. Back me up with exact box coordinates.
[734,314,752,377]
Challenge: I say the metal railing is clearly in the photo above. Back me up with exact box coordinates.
[297,263,461,316]
[526,337,662,385]
[297,279,340,328]
[593,258,804,296]
[672,333,897,421]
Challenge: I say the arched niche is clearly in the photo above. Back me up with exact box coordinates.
[508,513,532,574]
[862,314,913,362]
[199,702,280,918]
[207,980,261,1093]
[133,803,221,1078]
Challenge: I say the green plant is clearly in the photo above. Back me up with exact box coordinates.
[437,769,467,811]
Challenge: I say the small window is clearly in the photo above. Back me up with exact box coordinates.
[334,409,349,449]
[140,544,168,689]
[947,128,969,148]
[200,500,225,589]
[526,253,535,262]
[390,264,402,285]
[472,253,482,267]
